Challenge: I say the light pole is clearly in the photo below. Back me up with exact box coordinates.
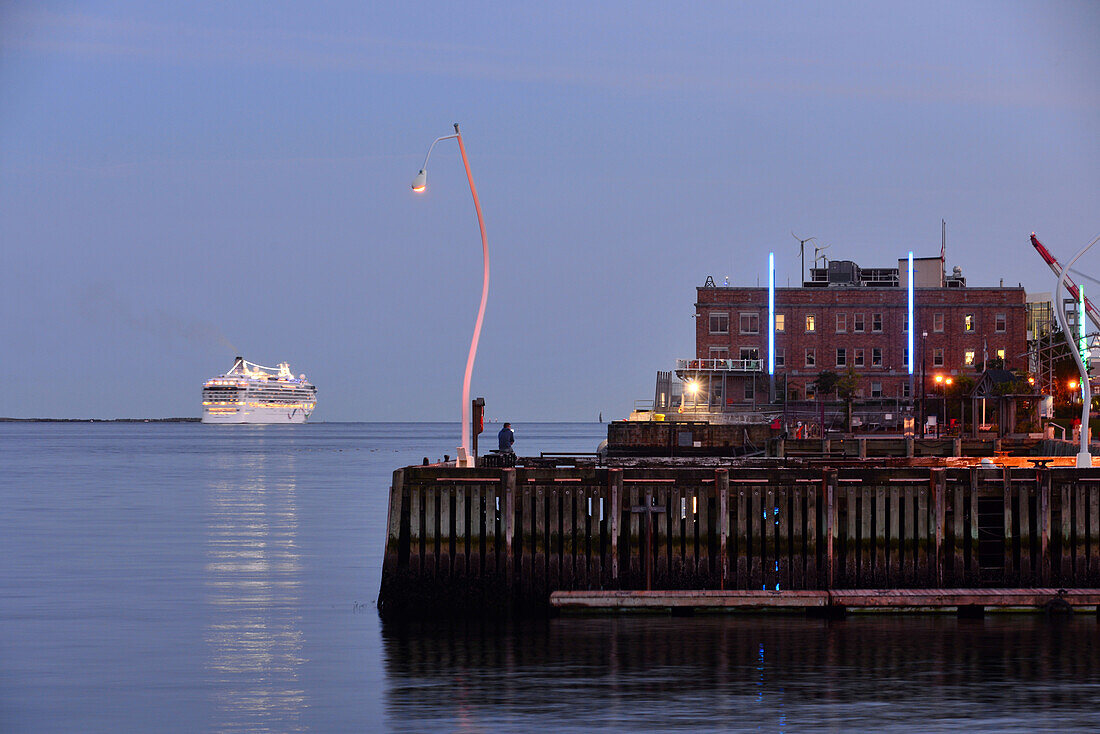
[1054,234,1100,467]
[412,123,489,468]
[921,330,928,435]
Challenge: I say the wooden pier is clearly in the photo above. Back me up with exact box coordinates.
[378,461,1100,618]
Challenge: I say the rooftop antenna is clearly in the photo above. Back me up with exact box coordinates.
[792,232,816,286]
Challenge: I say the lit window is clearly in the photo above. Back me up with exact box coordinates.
[740,313,759,334]
[806,314,816,332]
[997,348,1005,360]
[836,348,846,367]
[806,382,816,399]
[996,314,1006,332]
[853,314,865,332]
[872,313,883,332]
[964,314,975,331]
[775,314,785,332]
[964,350,975,366]
[872,348,882,367]
[933,348,944,367]
[709,312,729,334]
[805,349,816,367]
[934,313,944,332]
[836,314,847,333]
[854,349,865,367]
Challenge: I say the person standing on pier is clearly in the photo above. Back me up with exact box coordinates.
[498,422,515,453]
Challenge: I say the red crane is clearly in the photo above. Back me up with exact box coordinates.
[1030,233,1100,332]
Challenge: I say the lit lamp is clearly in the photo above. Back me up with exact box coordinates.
[412,123,489,468]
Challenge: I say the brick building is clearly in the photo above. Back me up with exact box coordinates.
[682,257,1027,409]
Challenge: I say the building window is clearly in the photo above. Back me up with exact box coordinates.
[744,381,754,400]
[901,382,910,398]
[836,314,847,332]
[775,348,785,367]
[806,314,816,332]
[836,348,847,367]
[997,348,1005,361]
[740,313,759,334]
[903,312,909,332]
[854,349,865,367]
[709,347,728,361]
[996,313,1006,332]
[775,314,785,332]
[740,346,759,364]
[709,312,729,334]
[933,348,944,367]
[934,313,944,332]
[872,313,883,332]
[872,348,882,367]
[806,382,816,399]
[964,314,975,331]
[904,347,909,366]
[871,381,883,398]
[964,350,975,366]
[853,313,865,332]
[805,349,816,367]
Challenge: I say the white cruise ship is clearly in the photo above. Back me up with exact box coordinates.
[201,357,317,424]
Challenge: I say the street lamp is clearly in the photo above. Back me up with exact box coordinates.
[412,124,489,468]
[1054,234,1100,467]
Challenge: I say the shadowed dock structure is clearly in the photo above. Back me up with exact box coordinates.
[378,460,1100,618]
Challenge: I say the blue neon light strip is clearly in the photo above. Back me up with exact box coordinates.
[908,252,914,375]
[769,252,775,375]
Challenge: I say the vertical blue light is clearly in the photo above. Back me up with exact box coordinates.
[769,252,775,375]
[907,251,914,375]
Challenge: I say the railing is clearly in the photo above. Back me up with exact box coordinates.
[677,358,763,372]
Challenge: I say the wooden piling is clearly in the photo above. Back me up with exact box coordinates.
[717,469,729,590]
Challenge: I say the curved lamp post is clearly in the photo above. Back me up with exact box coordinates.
[1054,233,1100,467]
[412,123,489,468]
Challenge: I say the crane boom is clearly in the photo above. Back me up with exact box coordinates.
[1030,233,1100,332]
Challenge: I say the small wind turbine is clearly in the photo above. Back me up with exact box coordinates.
[792,232,816,286]
[814,243,832,270]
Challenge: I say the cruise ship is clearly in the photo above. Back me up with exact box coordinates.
[201,357,317,424]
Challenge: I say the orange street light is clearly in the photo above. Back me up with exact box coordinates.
[1069,380,1078,390]
[412,123,489,467]
[945,377,953,386]
[934,375,944,384]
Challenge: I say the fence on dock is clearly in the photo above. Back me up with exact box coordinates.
[378,464,1100,617]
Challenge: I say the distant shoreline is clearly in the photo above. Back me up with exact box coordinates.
[0,417,201,423]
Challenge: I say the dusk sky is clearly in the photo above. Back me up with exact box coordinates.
[2,1,1098,421]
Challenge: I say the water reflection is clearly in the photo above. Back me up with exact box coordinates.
[383,615,1100,732]
[205,448,306,732]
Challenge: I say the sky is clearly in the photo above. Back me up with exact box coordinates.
[1,1,1098,421]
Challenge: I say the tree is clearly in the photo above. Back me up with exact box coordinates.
[836,367,859,431]
[813,370,840,399]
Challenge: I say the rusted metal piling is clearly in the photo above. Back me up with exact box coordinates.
[378,463,1100,618]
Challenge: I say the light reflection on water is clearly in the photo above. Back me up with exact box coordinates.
[205,449,306,732]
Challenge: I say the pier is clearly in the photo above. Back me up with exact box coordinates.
[378,459,1100,618]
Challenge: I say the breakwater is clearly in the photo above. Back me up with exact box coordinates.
[378,462,1100,618]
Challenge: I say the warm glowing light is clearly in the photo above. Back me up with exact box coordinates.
[934,375,944,384]
[687,381,699,394]
[411,169,427,192]
[1069,380,1078,389]
[1028,376,1035,385]
[945,377,953,386]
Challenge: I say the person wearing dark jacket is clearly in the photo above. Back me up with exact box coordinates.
[498,423,515,453]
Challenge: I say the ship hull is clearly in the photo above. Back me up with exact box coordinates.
[201,405,312,424]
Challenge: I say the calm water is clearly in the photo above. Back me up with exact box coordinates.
[2,422,1099,733]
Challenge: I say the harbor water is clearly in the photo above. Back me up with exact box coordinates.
[2,422,1100,732]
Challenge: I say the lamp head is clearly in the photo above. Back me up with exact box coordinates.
[411,169,427,192]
